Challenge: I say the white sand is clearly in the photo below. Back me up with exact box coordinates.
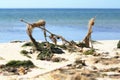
[0,40,120,80]
[0,42,76,79]
[93,40,120,57]
[93,40,118,52]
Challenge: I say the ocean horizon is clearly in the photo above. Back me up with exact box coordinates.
[0,8,120,42]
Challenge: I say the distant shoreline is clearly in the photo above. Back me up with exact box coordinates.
[0,39,119,43]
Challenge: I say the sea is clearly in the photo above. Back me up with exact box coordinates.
[0,8,120,43]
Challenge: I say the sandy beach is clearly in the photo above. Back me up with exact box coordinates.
[0,40,120,80]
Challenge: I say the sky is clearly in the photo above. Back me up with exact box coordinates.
[0,0,120,8]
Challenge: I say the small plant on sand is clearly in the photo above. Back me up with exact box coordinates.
[83,48,95,55]
[117,40,120,48]
[20,50,31,58]
[5,60,35,68]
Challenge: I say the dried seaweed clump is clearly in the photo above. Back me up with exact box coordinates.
[5,60,35,68]
[22,42,64,60]
[0,60,35,75]
[37,42,64,60]
[36,42,53,60]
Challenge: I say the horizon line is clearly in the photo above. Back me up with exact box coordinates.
[0,7,120,9]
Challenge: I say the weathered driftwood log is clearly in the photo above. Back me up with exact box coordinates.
[82,17,96,47]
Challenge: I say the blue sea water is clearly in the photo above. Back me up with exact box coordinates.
[0,8,120,42]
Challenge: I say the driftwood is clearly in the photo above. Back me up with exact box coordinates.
[21,19,47,50]
[21,19,82,51]
[38,27,83,52]
[26,24,40,50]
[21,19,75,45]
[82,17,96,47]
[21,19,47,41]
[21,17,96,51]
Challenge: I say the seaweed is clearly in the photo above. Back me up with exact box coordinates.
[36,42,56,60]
[20,50,31,58]
[37,49,53,60]
[83,49,95,55]
[5,60,35,68]
[22,42,64,60]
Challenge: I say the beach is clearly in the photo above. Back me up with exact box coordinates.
[0,40,120,80]
[0,8,120,80]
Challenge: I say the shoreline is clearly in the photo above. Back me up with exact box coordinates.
[0,39,119,43]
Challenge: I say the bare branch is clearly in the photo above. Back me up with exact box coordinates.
[82,17,96,47]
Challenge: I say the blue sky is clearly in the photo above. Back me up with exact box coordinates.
[0,0,120,8]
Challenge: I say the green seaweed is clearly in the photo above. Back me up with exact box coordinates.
[20,50,31,58]
[37,42,54,60]
[22,42,64,60]
[37,49,53,60]
[83,49,95,55]
[5,60,35,68]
